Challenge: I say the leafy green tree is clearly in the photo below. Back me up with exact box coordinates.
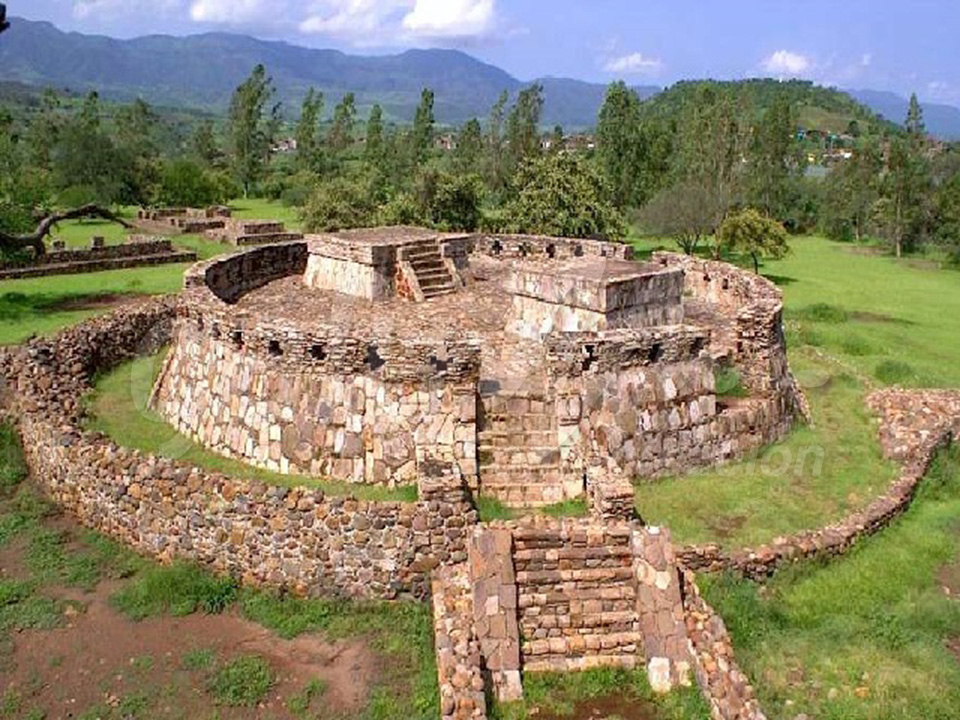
[25,89,62,169]
[637,180,723,254]
[301,176,377,231]
[597,81,644,207]
[295,88,324,172]
[157,159,229,207]
[874,136,931,257]
[484,90,510,195]
[365,104,385,166]
[717,208,790,273]
[327,93,357,156]
[453,118,483,174]
[411,88,435,166]
[378,192,424,226]
[227,64,279,197]
[819,141,881,242]
[747,94,801,217]
[503,153,625,240]
[506,84,543,171]
[549,125,563,152]
[116,99,157,155]
[906,93,925,137]
[78,90,101,131]
[934,172,960,263]
[192,119,221,167]
[414,170,483,231]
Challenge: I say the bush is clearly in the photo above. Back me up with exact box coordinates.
[157,160,232,207]
[301,177,378,232]
[378,192,424,227]
[875,359,915,385]
[414,170,483,231]
[718,208,790,273]
[503,153,626,240]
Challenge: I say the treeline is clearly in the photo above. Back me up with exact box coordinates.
[3,67,959,266]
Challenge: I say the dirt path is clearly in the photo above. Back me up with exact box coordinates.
[1,554,376,720]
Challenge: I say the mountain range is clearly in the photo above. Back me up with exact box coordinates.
[1,17,959,138]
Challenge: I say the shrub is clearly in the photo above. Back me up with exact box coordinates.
[414,170,484,231]
[301,177,378,232]
[717,208,790,273]
[503,153,626,240]
[874,359,915,385]
[156,160,231,207]
[377,192,424,227]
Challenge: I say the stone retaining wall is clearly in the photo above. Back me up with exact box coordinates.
[0,300,477,600]
[677,388,960,578]
[472,234,633,261]
[0,238,196,279]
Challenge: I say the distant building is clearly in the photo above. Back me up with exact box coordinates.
[435,134,456,151]
[272,137,298,154]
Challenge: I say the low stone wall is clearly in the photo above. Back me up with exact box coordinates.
[681,571,767,720]
[0,300,477,601]
[677,388,960,579]
[472,234,633,261]
[0,238,196,280]
[185,241,308,303]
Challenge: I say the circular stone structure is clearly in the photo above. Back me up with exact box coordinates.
[151,227,807,506]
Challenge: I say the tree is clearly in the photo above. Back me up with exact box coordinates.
[934,172,960,263]
[874,136,931,257]
[819,141,881,242]
[192,119,221,167]
[301,176,377,232]
[717,208,790,273]
[597,82,644,208]
[227,64,279,197]
[295,88,324,172]
[906,93,925,137]
[411,88,435,165]
[484,90,510,195]
[365,104,385,166]
[747,94,800,217]
[453,118,483,174]
[506,84,543,170]
[549,125,563,152]
[503,153,625,240]
[158,160,230,207]
[637,180,723,255]
[25,90,62,170]
[327,93,357,155]
[0,204,131,257]
[414,170,483,231]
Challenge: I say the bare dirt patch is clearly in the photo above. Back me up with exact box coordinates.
[534,694,661,720]
[48,293,142,312]
[2,575,376,720]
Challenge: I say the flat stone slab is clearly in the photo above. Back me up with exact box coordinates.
[504,258,684,312]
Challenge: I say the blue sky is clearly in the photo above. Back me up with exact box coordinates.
[10,0,960,106]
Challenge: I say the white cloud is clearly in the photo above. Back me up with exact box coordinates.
[861,53,872,67]
[299,0,407,37]
[603,51,663,75]
[74,0,179,20]
[190,0,277,24]
[761,49,811,76]
[401,0,495,38]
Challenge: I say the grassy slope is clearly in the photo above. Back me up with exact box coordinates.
[0,200,296,345]
[703,445,960,720]
[632,236,960,547]
[86,352,417,501]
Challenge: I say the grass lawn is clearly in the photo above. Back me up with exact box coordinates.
[85,351,418,501]
[702,444,960,720]
[631,235,960,547]
[229,197,303,231]
[0,424,437,720]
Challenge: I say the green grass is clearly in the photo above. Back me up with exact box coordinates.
[208,654,275,706]
[476,496,589,522]
[703,444,960,720]
[85,350,418,501]
[633,235,960,547]
[492,666,709,720]
[230,198,303,231]
[111,562,238,620]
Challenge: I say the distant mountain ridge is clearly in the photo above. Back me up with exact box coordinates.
[0,17,658,127]
[1,17,958,138]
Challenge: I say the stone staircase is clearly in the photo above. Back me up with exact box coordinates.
[401,239,457,300]
[477,383,575,506]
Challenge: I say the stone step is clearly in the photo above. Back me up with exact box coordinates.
[422,287,456,299]
[513,546,635,563]
[415,267,451,281]
[519,609,637,629]
[477,430,556,447]
[418,274,454,289]
[479,414,557,432]
[410,259,446,273]
[478,446,561,466]
[516,567,636,584]
[478,485,570,507]
[522,635,642,661]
